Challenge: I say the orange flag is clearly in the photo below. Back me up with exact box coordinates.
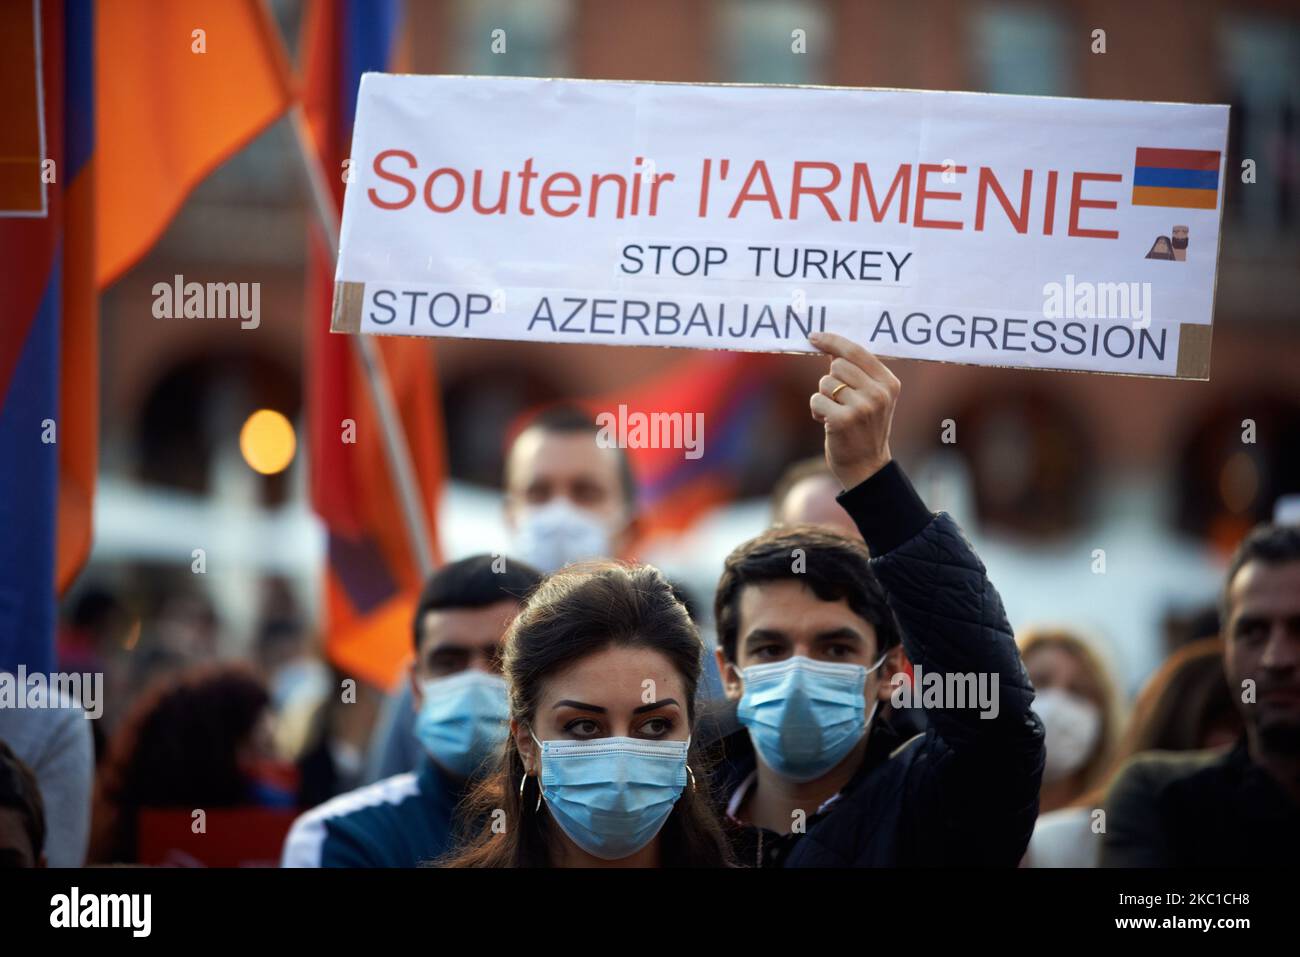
[302,0,444,690]
[95,0,294,287]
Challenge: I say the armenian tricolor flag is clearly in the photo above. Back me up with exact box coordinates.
[606,352,774,542]
[2,0,304,672]
[1131,147,1221,210]
[0,0,95,673]
[302,0,446,690]
[511,351,775,547]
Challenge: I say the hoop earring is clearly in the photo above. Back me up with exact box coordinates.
[686,764,697,793]
[519,769,542,812]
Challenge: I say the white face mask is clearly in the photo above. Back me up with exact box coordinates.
[511,498,616,574]
[1032,687,1102,784]
[269,657,330,711]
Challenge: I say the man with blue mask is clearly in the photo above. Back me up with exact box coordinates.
[281,555,541,867]
[706,332,1044,867]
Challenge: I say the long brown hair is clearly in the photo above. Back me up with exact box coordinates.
[439,561,733,867]
[1073,638,1240,809]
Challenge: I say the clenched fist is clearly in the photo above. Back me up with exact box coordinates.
[807,331,900,491]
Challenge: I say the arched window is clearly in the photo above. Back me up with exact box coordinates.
[135,352,300,506]
[1173,394,1300,553]
[926,387,1094,539]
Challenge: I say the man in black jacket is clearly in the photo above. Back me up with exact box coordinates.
[1101,523,1300,867]
[705,331,1044,866]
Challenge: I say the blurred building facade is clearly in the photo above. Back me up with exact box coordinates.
[85,0,1300,693]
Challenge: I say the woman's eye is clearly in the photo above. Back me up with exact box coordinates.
[564,719,601,737]
[754,646,781,659]
[638,717,671,737]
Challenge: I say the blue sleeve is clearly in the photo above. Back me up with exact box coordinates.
[318,822,383,868]
[282,813,381,868]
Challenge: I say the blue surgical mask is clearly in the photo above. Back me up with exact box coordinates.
[531,732,690,861]
[414,671,509,778]
[735,654,886,783]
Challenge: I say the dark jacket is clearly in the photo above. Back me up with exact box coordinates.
[280,759,465,867]
[708,461,1044,866]
[1101,739,1300,867]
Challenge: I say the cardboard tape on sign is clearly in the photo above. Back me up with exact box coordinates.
[1176,322,1213,380]
[331,281,365,333]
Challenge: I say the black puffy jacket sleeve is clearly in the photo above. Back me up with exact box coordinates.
[836,461,1045,865]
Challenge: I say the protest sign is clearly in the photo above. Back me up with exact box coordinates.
[332,75,1228,379]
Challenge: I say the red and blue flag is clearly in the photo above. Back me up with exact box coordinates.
[0,0,95,673]
[1131,147,1221,210]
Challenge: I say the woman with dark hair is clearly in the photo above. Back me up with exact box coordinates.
[90,662,294,863]
[441,561,733,867]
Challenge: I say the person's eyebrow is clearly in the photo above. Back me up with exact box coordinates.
[551,699,606,712]
[815,628,865,644]
[743,628,788,647]
[427,640,471,653]
[633,698,679,714]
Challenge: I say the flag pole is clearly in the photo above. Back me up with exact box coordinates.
[289,103,437,579]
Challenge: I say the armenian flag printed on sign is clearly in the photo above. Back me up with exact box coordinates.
[1131,147,1221,210]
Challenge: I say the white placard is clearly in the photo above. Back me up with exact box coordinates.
[333,74,1228,379]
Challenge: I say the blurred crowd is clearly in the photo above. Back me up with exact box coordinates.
[2,340,1297,869]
